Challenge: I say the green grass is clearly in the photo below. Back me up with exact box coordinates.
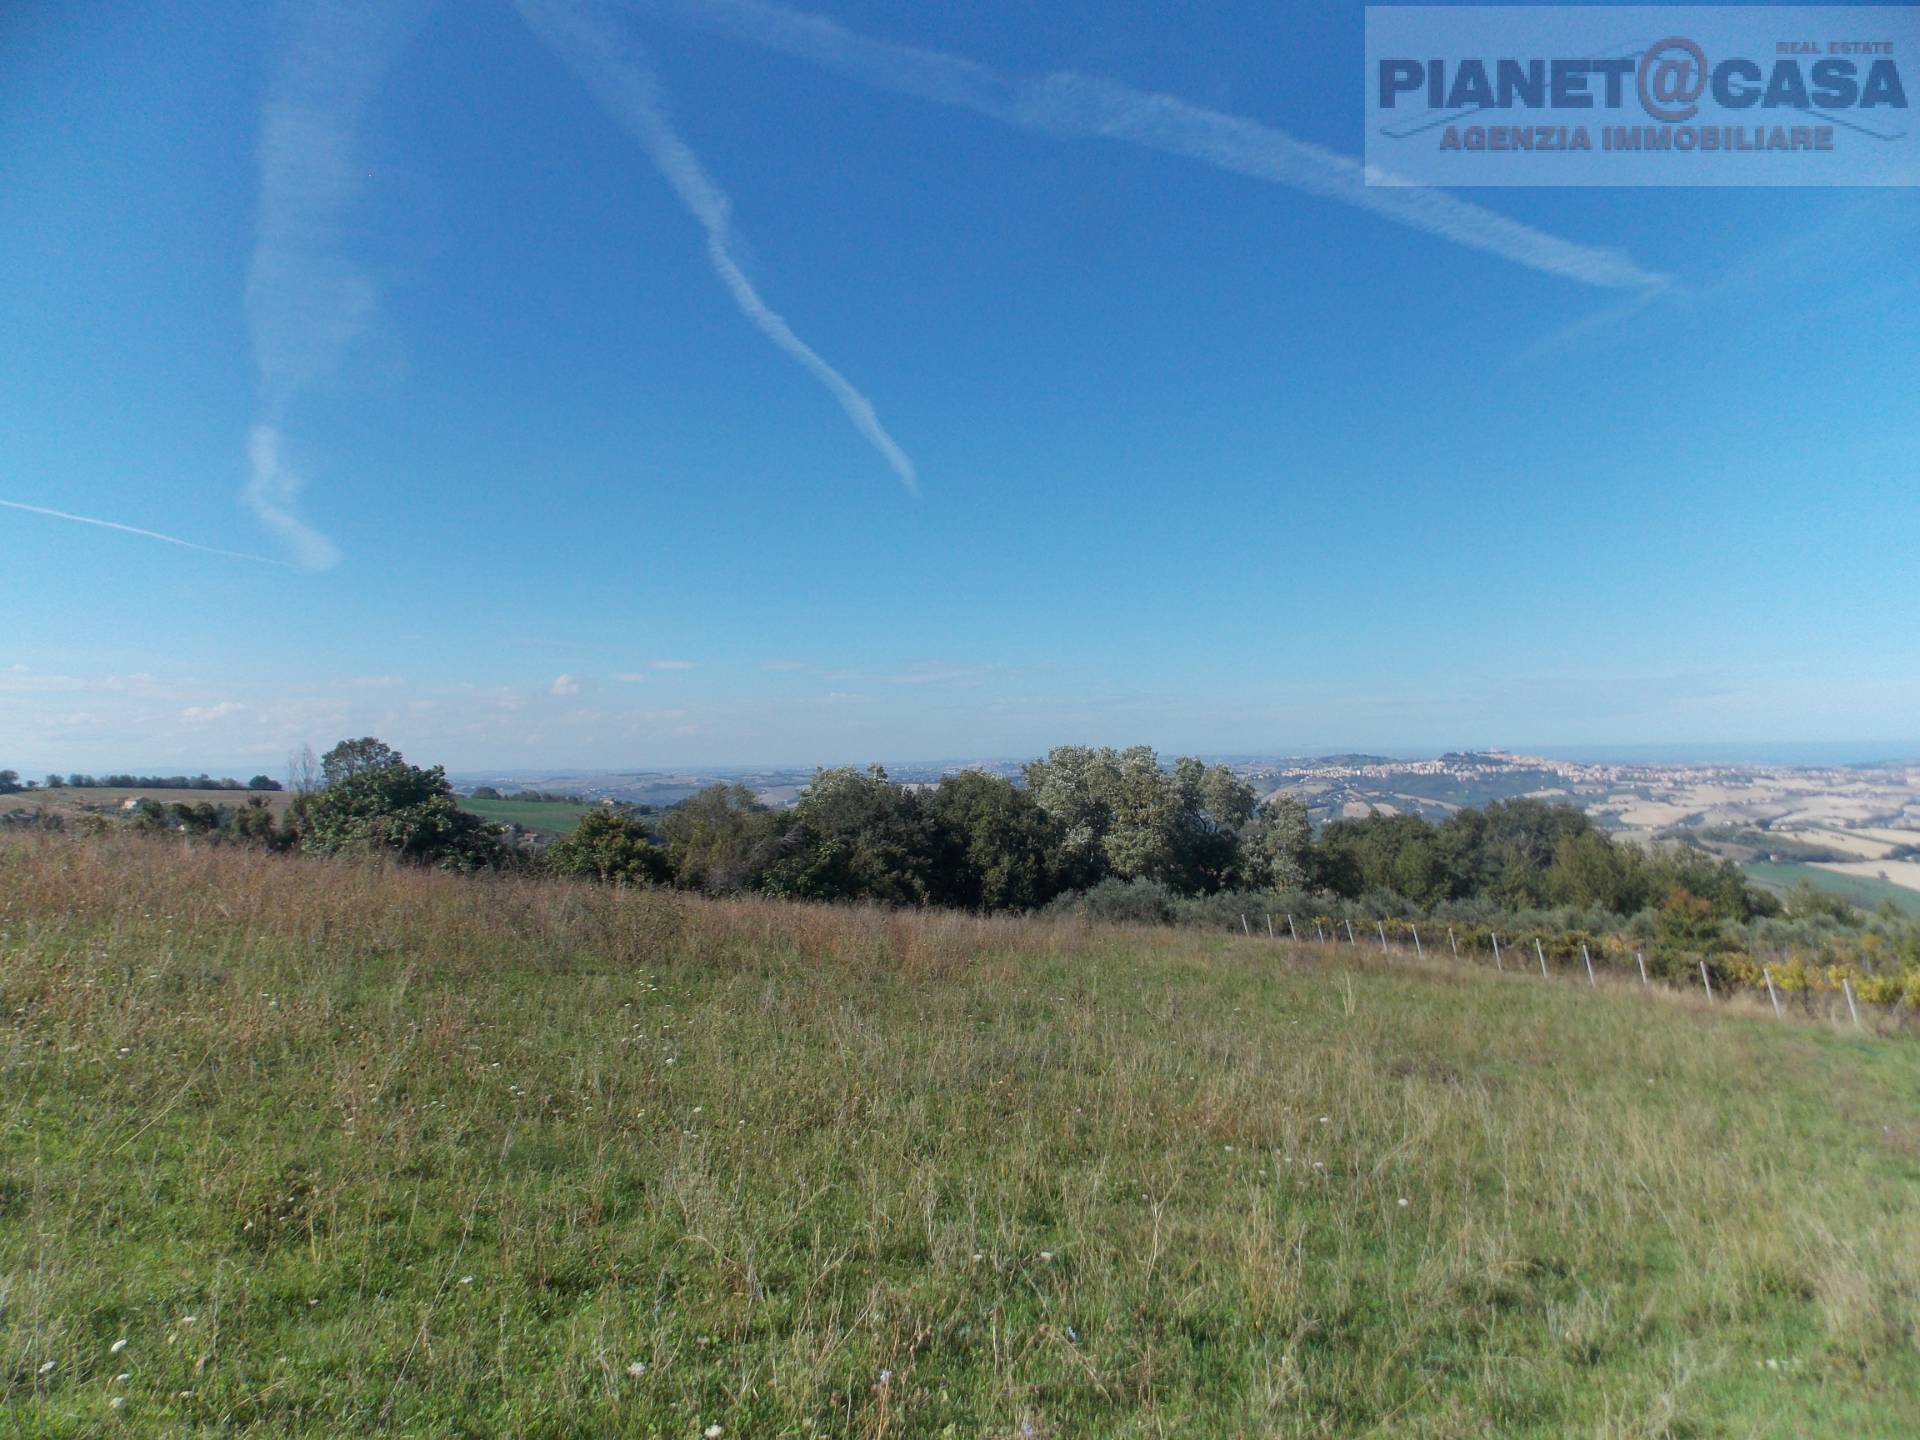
[4,835,1918,1436]
[1745,860,1920,916]
[454,796,597,835]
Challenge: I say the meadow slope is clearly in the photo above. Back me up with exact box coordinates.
[2,835,1917,1437]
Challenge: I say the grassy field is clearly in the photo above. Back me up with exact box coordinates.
[1745,859,1920,917]
[454,796,596,835]
[3,836,1917,1437]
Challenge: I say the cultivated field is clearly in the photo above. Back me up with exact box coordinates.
[1744,861,1920,918]
[454,796,596,835]
[1777,827,1902,861]
[3,836,1918,1436]
[1814,858,1920,897]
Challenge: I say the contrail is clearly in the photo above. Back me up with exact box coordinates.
[245,0,436,567]
[0,499,294,567]
[624,0,1673,294]
[515,0,918,493]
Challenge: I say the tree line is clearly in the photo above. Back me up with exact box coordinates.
[0,769,280,794]
[105,737,1769,933]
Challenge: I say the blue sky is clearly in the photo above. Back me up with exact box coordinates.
[3,0,1917,774]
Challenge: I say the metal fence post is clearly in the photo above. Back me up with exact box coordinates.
[1536,939,1548,978]
[1581,943,1596,987]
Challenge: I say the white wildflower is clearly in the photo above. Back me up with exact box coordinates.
[626,1361,646,1378]
[37,1360,55,1375]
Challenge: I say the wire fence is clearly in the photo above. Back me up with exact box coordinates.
[1229,909,1900,1034]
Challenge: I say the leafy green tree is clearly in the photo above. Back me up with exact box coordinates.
[660,784,777,892]
[0,770,19,794]
[1023,746,1255,894]
[320,737,403,787]
[926,770,1065,911]
[1240,793,1312,891]
[1546,830,1650,913]
[247,775,282,791]
[1313,812,1447,904]
[759,766,939,905]
[546,809,670,884]
[295,744,502,871]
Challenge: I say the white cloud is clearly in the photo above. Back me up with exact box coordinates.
[243,0,436,565]
[550,674,583,696]
[650,658,698,670]
[242,425,341,572]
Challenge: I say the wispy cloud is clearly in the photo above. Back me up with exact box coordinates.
[628,0,1670,294]
[551,673,584,696]
[245,0,436,567]
[0,498,292,567]
[243,424,342,571]
[649,658,699,670]
[514,0,918,492]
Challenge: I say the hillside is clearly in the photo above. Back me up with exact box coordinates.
[4,835,1917,1436]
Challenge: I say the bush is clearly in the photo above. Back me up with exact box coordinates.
[1045,877,1178,926]
[546,810,670,885]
